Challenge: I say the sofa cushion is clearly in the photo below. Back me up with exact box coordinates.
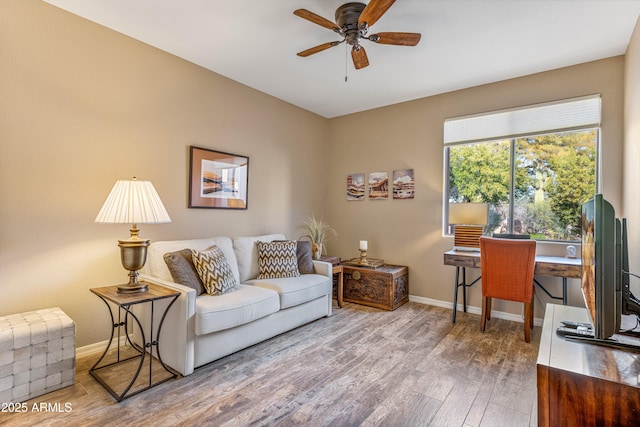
[192,246,238,296]
[256,241,300,279]
[233,234,286,283]
[164,249,205,295]
[194,285,280,335]
[248,274,331,309]
[146,237,240,284]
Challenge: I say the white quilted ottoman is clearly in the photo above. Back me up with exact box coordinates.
[0,307,75,403]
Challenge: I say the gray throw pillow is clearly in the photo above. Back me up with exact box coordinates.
[296,240,315,274]
[164,249,205,295]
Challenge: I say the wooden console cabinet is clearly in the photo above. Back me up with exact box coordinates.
[537,304,640,426]
[342,264,408,310]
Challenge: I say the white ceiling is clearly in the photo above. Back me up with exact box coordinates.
[43,0,640,118]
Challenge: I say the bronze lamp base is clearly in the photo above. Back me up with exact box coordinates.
[116,232,150,293]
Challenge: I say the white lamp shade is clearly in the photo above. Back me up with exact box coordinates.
[449,203,488,225]
[95,179,171,224]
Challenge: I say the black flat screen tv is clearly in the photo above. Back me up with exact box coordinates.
[576,194,640,351]
[580,194,618,340]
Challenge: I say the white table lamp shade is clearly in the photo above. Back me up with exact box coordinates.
[449,203,488,225]
[95,179,171,225]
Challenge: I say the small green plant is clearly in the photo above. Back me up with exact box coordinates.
[300,215,337,258]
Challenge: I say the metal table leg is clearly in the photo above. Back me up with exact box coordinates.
[90,294,179,402]
[452,266,481,323]
[534,277,567,305]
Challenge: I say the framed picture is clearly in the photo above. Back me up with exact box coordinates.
[346,173,365,201]
[189,146,249,209]
[393,169,414,199]
[368,172,388,200]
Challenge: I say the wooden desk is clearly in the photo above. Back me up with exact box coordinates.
[537,304,640,426]
[444,250,581,323]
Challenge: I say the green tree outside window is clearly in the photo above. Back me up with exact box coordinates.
[447,129,597,241]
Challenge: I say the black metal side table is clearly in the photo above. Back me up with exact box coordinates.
[89,282,180,401]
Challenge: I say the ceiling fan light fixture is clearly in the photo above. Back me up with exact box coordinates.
[294,0,421,70]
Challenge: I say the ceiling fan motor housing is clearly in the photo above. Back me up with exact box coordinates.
[335,2,367,46]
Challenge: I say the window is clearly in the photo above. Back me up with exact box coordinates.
[444,96,600,241]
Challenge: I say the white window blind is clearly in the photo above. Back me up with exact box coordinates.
[444,95,601,145]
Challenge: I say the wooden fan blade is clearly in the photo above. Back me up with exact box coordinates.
[297,41,342,57]
[294,9,340,32]
[358,0,396,28]
[371,32,421,46]
[351,46,369,69]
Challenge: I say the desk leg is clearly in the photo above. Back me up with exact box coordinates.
[462,267,467,312]
[453,267,460,323]
[452,267,482,324]
[453,267,469,323]
[534,278,567,306]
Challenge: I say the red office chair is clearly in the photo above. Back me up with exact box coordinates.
[479,236,537,342]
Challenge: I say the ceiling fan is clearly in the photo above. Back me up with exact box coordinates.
[294,0,421,70]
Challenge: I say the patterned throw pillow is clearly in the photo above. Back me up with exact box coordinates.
[256,241,301,279]
[191,245,237,295]
[274,240,315,274]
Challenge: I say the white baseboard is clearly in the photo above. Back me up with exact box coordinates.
[409,295,544,327]
[76,335,132,359]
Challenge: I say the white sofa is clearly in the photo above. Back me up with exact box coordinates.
[138,233,333,376]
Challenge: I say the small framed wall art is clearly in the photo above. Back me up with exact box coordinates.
[346,173,365,200]
[368,172,389,200]
[189,146,249,209]
[393,169,414,199]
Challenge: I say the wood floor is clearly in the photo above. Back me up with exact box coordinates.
[2,301,540,427]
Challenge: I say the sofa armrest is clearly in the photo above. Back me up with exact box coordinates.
[312,260,333,316]
[137,274,197,376]
[312,260,332,278]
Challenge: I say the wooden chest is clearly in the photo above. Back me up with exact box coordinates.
[342,264,409,310]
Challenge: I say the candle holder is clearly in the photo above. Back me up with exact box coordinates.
[358,249,369,265]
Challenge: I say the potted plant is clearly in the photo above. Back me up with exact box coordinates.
[300,215,337,259]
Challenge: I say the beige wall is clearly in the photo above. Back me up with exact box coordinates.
[0,1,329,346]
[326,57,625,318]
[624,18,640,284]
[1,0,632,349]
